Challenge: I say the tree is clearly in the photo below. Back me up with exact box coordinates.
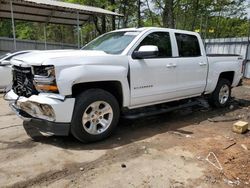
[138,0,142,27]
[110,0,116,30]
[162,0,174,28]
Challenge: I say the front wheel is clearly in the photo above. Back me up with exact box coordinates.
[71,89,120,143]
[208,78,231,108]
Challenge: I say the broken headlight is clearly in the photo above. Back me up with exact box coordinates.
[33,65,58,93]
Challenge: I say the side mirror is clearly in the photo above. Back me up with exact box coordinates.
[132,45,159,59]
[0,60,10,66]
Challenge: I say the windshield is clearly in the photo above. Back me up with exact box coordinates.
[82,31,140,54]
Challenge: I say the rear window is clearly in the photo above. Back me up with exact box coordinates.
[175,33,201,57]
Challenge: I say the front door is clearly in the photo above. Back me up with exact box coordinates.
[129,31,178,107]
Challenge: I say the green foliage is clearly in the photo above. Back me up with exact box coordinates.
[15,22,42,40]
[0,19,12,37]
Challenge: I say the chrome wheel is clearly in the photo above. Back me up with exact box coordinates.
[82,101,113,135]
[219,84,230,104]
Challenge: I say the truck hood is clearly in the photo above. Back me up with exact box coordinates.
[11,50,110,66]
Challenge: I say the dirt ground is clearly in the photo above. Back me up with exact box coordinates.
[0,83,249,188]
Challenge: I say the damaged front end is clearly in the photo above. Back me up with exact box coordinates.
[5,65,75,136]
[12,65,59,98]
[18,99,55,122]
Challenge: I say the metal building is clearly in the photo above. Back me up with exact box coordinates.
[0,0,122,50]
[205,37,250,78]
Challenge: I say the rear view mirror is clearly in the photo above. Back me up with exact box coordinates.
[132,45,159,59]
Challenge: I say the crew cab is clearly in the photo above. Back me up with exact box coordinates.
[5,27,243,142]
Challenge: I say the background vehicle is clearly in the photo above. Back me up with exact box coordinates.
[5,27,244,142]
[0,51,33,89]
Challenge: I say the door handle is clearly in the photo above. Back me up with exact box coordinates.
[166,64,177,68]
[199,62,207,66]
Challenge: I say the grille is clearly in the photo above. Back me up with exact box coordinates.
[12,66,38,97]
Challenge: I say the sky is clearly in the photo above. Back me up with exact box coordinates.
[247,0,250,18]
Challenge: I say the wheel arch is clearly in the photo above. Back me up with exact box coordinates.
[218,71,235,85]
[205,71,235,94]
[72,81,124,107]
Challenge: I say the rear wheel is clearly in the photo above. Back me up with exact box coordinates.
[71,89,120,143]
[208,78,231,108]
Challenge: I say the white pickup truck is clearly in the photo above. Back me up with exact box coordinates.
[5,27,243,142]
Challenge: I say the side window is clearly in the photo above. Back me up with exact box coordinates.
[175,33,201,57]
[137,32,172,58]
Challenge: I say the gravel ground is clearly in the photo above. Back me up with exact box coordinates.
[0,84,249,188]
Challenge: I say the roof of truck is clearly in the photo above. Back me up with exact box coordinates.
[114,27,199,35]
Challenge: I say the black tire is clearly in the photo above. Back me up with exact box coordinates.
[71,89,120,143]
[208,78,231,108]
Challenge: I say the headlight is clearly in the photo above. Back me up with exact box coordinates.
[33,65,58,93]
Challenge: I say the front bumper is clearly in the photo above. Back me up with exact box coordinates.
[23,118,70,136]
[5,90,75,122]
[5,90,75,135]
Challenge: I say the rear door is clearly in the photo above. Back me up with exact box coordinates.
[173,33,208,98]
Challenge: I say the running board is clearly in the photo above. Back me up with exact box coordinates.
[122,100,202,120]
